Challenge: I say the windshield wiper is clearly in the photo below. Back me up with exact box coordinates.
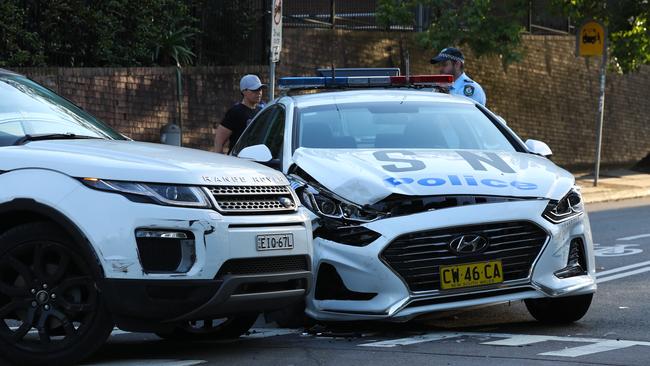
[14,133,102,145]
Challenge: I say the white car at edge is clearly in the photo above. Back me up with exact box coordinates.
[0,69,312,366]
[232,78,596,324]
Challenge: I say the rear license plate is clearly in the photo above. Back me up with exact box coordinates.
[256,233,294,251]
[440,260,503,290]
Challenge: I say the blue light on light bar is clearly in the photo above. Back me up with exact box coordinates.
[278,75,453,91]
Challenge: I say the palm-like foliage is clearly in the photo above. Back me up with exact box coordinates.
[153,25,197,67]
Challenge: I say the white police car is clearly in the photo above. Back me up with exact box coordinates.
[232,74,596,324]
[0,69,313,365]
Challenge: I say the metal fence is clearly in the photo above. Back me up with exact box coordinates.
[190,0,269,65]
[191,0,574,66]
[282,0,574,34]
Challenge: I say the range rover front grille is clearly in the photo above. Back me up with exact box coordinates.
[208,185,297,215]
[216,255,310,277]
[381,221,548,292]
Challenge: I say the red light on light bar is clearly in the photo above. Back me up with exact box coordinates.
[390,75,454,84]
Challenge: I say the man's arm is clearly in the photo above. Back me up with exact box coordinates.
[214,125,232,153]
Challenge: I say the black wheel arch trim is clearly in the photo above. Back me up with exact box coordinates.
[0,198,105,279]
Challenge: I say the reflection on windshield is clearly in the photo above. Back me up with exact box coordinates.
[0,75,124,145]
[297,102,516,152]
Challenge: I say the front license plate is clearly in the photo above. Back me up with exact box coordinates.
[440,260,503,290]
[256,233,294,251]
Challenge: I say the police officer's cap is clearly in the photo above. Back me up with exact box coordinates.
[430,47,465,64]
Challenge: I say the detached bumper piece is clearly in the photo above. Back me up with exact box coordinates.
[102,255,311,331]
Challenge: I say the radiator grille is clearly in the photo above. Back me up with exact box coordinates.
[381,221,547,292]
[208,185,296,214]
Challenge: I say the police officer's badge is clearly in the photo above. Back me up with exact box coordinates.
[463,85,475,96]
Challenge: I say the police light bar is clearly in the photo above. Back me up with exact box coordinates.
[278,75,453,91]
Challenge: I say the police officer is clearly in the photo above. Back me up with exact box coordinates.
[430,47,486,105]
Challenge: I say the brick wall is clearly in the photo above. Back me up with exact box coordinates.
[14,28,650,170]
[16,66,268,150]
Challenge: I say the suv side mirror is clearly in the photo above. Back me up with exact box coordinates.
[237,144,272,162]
[525,139,553,158]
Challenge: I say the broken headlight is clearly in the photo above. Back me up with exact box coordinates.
[288,175,383,223]
[288,175,383,246]
[542,187,584,223]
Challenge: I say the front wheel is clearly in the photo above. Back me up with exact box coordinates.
[156,314,259,341]
[0,222,114,366]
[525,294,593,324]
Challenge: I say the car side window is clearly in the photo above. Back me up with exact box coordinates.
[231,107,277,155]
[262,106,285,159]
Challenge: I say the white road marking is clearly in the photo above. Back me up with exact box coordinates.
[596,260,650,277]
[84,360,206,366]
[481,335,554,346]
[359,332,461,347]
[617,233,650,241]
[245,328,299,338]
[596,267,650,283]
[360,331,650,358]
[539,340,639,357]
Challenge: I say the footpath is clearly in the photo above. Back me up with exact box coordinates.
[575,169,650,204]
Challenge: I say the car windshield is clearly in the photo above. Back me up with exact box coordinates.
[0,75,125,146]
[296,101,516,151]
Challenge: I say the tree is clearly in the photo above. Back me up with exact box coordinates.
[377,0,529,67]
[0,1,45,67]
[555,0,649,73]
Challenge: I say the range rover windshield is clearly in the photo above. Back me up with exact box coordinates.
[0,74,125,146]
[296,102,516,151]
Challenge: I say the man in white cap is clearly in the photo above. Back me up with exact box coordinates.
[430,47,486,106]
[214,74,266,153]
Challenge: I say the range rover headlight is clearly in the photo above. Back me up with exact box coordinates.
[543,187,584,223]
[82,178,211,208]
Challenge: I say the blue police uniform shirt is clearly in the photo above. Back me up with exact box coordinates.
[449,72,486,106]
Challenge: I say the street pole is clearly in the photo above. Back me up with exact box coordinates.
[593,51,607,186]
[269,59,275,101]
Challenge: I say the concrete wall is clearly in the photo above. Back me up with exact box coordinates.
[15,28,650,170]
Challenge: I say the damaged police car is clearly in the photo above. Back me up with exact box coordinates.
[232,75,595,324]
[0,69,312,365]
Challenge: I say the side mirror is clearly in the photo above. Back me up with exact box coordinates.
[237,144,272,162]
[525,139,553,158]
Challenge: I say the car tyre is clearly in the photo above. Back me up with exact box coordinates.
[0,222,114,366]
[525,294,593,324]
[156,313,259,341]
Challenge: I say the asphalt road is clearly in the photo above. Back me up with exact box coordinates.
[83,198,650,366]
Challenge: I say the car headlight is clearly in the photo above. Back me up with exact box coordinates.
[82,178,211,208]
[542,187,584,223]
[288,175,383,223]
[288,175,383,246]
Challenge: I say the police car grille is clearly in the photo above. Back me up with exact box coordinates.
[216,255,310,277]
[209,185,296,215]
[381,221,547,292]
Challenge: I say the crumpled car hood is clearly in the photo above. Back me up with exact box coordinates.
[292,148,574,205]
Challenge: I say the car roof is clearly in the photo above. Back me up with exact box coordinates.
[285,89,477,109]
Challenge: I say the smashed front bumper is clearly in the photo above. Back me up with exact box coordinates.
[305,199,596,322]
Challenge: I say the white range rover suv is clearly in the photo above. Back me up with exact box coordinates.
[0,69,313,366]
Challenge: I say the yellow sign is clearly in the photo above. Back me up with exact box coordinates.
[577,20,606,57]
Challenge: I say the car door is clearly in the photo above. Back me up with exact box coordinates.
[231,104,286,171]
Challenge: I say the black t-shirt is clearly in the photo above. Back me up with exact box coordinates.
[220,103,261,149]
